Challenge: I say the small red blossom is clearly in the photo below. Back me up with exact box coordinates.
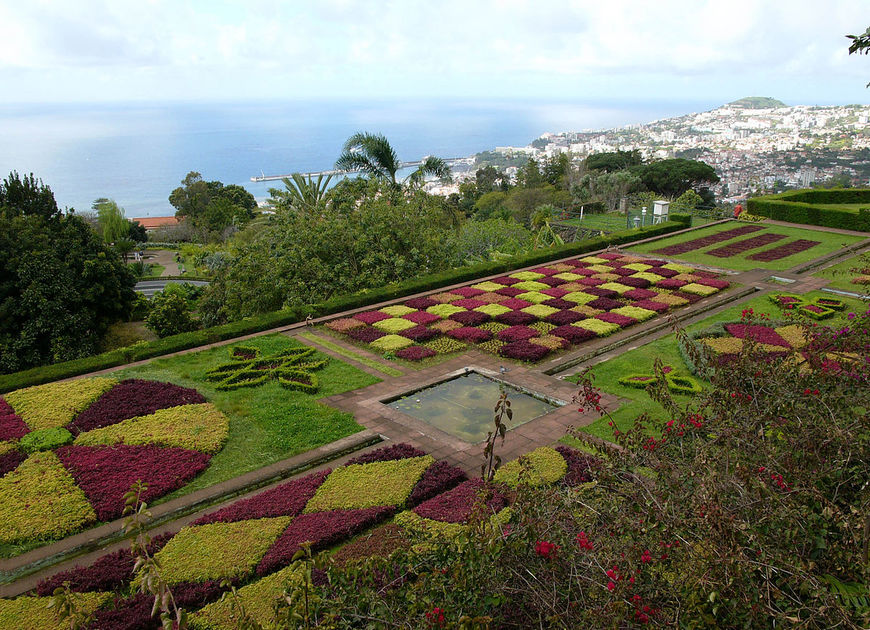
[607,581,616,591]
[640,549,653,564]
[426,607,446,626]
[576,531,594,550]
[535,540,559,559]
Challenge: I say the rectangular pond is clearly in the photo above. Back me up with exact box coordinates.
[385,370,560,443]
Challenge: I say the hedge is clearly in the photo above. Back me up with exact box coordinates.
[0,218,690,394]
[746,189,870,231]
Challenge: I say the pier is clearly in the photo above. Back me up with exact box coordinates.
[250,157,468,182]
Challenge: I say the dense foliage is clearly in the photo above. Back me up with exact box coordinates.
[0,172,136,374]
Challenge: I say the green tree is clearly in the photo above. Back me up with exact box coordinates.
[473,191,509,221]
[269,173,334,213]
[515,158,545,188]
[93,198,130,245]
[447,218,532,264]
[585,149,643,173]
[145,292,199,338]
[847,26,870,86]
[635,158,720,197]
[335,132,451,188]
[127,220,147,243]
[169,171,211,223]
[0,173,136,373]
[169,173,255,234]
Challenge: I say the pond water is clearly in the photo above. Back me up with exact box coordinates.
[387,371,558,443]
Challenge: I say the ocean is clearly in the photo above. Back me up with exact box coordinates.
[0,99,719,217]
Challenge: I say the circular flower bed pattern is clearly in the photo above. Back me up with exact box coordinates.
[0,378,229,546]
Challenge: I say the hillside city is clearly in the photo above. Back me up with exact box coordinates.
[429,98,870,203]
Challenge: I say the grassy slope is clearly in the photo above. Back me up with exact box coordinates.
[564,289,868,441]
[812,251,870,292]
[627,221,865,271]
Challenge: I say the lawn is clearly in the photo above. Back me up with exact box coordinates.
[112,334,380,502]
[560,212,714,233]
[628,221,865,271]
[813,251,870,292]
[565,288,869,441]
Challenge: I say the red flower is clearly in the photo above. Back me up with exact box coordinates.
[535,540,559,559]
[607,581,616,591]
[576,531,594,550]
[426,607,446,627]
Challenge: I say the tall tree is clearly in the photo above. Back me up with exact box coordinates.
[335,132,451,188]
[635,158,720,198]
[93,198,129,244]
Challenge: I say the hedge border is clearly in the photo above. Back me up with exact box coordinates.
[0,218,690,394]
[746,189,870,232]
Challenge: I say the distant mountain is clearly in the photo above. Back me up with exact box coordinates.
[728,97,787,109]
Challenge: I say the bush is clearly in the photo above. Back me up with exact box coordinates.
[746,189,870,231]
[145,292,199,338]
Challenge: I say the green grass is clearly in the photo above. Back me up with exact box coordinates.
[563,288,868,441]
[560,212,715,232]
[812,251,870,292]
[112,334,380,502]
[297,331,403,377]
[147,263,165,277]
[628,221,865,271]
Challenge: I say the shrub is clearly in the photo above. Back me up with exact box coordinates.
[449,310,490,326]
[666,374,703,394]
[403,297,438,309]
[403,310,441,325]
[586,297,623,311]
[813,297,845,310]
[554,445,596,486]
[346,326,386,343]
[451,298,486,310]
[0,399,29,441]
[551,324,596,344]
[798,303,835,320]
[595,312,637,327]
[353,310,391,325]
[347,443,427,466]
[746,188,870,230]
[546,310,585,326]
[19,426,72,453]
[145,292,200,338]
[398,324,439,342]
[623,288,658,300]
[406,460,468,507]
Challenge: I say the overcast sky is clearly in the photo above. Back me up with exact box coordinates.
[1,0,868,105]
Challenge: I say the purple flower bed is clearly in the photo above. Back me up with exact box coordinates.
[403,310,440,325]
[586,297,623,311]
[695,278,730,289]
[193,470,331,526]
[598,252,623,260]
[449,310,490,326]
[618,276,651,288]
[623,288,658,300]
[36,533,173,596]
[569,267,597,277]
[451,287,485,298]
[256,506,395,576]
[550,324,597,344]
[68,380,207,435]
[596,312,637,327]
[489,276,522,286]
[497,325,540,342]
[348,443,428,465]
[447,327,493,343]
[578,277,605,286]
[412,479,511,523]
[531,266,561,275]
[499,340,550,361]
[85,581,226,630]
[0,398,29,441]
[56,445,212,522]
[0,449,26,476]
[353,311,391,325]
[653,267,680,278]
[535,276,565,287]
[407,460,468,507]
[724,324,790,347]
[653,225,764,255]
[631,300,670,313]
[346,326,387,343]
[673,291,703,304]
[404,297,437,309]
[610,266,637,277]
[495,310,538,326]
[554,445,596,487]
[395,346,437,361]
[541,287,570,298]
[643,259,667,267]
[546,310,586,326]
[499,298,533,310]
[583,287,619,298]
[705,233,787,257]
[451,298,487,310]
[747,239,821,261]
[399,325,439,342]
[656,278,687,289]
[541,298,576,310]
[495,286,525,297]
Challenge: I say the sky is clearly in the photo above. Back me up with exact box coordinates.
[0,0,868,105]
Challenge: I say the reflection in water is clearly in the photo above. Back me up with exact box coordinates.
[388,372,557,443]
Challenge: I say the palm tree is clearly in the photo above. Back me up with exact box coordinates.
[269,172,333,212]
[335,132,451,188]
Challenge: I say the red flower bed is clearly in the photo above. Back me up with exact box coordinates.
[86,581,227,630]
[495,286,525,297]
[652,267,679,278]
[611,267,637,277]
[403,310,441,325]
[407,460,468,507]
[36,533,173,596]
[256,506,395,576]
[623,288,658,300]
[551,324,597,344]
[531,266,561,275]
[656,278,687,289]
[451,298,487,310]
[353,311,391,325]
[618,276,651,288]
[597,252,623,260]
[546,310,586,326]
[349,443,428,466]
[578,277,605,286]
[395,346,437,361]
[447,327,494,343]
[412,479,511,523]
[68,379,207,435]
[488,276,522,286]
[495,310,538,326]
[747,239,821,261]
[346,326,387,343]
[724,324,791,347]
[541,287,570,298]
[0,398,29,441]
[497,326,540,342]
[695,277,730,289]
[193,470,331,526]
[596,312,637,327]
[673,291,703,304]
[587,297,623,311]
[404,297,437,309]
[499,340,550,361]
[555,445,596,487]
[583,287,619,298]
[535,276,566,287]
[704,233,787,258]
[631,300,670,313]
[0,449,26,476]
[499,298,533,310]
[450,287,485,298]
[541,298,576,310]
[400,325,439,342]
[653,225,764,255]
[56,445,212,522]
[449,310,490,326]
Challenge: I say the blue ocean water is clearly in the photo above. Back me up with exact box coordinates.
[0,99,718,217]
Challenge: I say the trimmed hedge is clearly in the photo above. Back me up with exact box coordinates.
[0,218,689,394]
[746,189,870,231]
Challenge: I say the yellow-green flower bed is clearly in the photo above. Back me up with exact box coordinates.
[0,592,112,630]
[5,378,117,431]
[598,282,633,295]
[574,319,620,337]
[378,305,416,317]
[509,271,545,281]
[426,304,466,318]
[562,291,597,305]
[681,283,719,297]
[623,263,653,272]
[493,446,568,488]
[515,291,551,304]
[372,317,417,334]
[611,306,656,322]
[522,304,559,319]
[631,271,664,284]
[423,337,467,354]
[474,303,512,317]
[369,334,414,353]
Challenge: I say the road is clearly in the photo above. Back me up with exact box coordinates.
[135,279,209,298]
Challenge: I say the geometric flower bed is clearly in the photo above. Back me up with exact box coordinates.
[618,365,702,394]
[326,253,730,363]
[705,233,787,258]
[684,320,808,370]
[768,293,842,320]
[0,378,228,545]
[205,346,327,393]
[652,225,764,256]
[5,444,596,629]
[746,239,821,262]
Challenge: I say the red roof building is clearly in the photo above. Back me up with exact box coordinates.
[131,216,180,231]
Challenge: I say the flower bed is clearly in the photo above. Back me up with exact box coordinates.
[798,303,835,320]
[747,239,821,261]
[395,345,437,361]
[704,233,787,257]
[499,340,552,361]
[0,378,228,544]
[653,225,764,256]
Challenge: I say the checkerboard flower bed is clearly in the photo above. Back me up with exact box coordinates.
[399,324,439,342]
[325,317,366,333]
[346,326,386,343]
[596,312,637,327]
[653,224,764,255]
[395,345,437,361]
[551,324,597,344]
[447,326,493,343]
[574,318,620,337]
[499,340,551,361]
[449,310,490,326]
[747,239,821,262]
[372,317,417,334]
[498,325,540,342]
[0,379,228,545]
